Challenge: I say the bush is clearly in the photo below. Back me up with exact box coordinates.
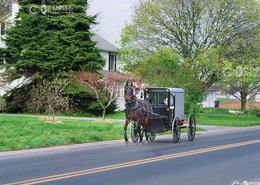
[4,80,118,115]
[256,112,260,118]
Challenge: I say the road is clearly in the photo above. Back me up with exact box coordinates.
[0,126,260,185]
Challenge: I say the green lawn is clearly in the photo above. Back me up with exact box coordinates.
[1,110,258,152]
[0,115,204,152]
[197,114,260,127]
[0,116,124,152]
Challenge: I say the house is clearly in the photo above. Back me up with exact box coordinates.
[0,1,127,110]
[201,86,260,109]
[0,0,18,49]
[92,34,123,72]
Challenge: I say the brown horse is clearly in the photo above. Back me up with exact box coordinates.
[124,82,153,142]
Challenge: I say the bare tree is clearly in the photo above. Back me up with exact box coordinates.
[76,71,128,120]
[30,78,71,118]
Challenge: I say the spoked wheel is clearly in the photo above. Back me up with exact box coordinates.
[147,132,156,142]
[187,114,196,142]
[131,121,140,143]
[172,118,181,143]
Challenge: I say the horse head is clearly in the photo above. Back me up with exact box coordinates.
[124,81,135,104]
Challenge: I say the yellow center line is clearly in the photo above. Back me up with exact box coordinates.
[5,139,260,185]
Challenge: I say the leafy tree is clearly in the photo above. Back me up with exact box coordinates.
[133,48,205,113]
[120,0,259,87]
[3,0,104,80]
[1,0,112,114]
[219,35,260,110]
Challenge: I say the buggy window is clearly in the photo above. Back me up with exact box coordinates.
[158,92,168,106]
[145,91,169,106]
[146,92,157,105]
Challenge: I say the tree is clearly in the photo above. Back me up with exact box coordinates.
[76,71,126,119]
[120,0,259,87]
[219,34,260,110]
[132,48,205,113]
[0,0,109,114]
[3,0,104,81]
[29,78,71,116]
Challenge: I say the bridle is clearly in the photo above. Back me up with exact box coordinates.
[124,86,139,111]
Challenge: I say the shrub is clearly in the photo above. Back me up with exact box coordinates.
[256,112,260,118]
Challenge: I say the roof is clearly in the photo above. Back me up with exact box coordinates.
[101,70,139,81]
[145,87,185,93]
[92,34,118,53]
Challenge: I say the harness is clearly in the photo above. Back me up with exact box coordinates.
[125,97,139,111]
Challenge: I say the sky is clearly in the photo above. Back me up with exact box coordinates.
[88,0,138,46]
[8,0,136,46]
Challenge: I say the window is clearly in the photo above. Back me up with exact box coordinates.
[0,23,5,36]
[109,52,116,71]
[145,91,169,106]
[146,92,157,105]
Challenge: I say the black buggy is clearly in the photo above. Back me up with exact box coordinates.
[131,88,196,143]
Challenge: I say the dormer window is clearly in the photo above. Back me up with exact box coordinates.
[109,52,116,71]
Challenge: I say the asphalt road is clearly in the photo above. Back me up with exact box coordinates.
[1,126,260,185]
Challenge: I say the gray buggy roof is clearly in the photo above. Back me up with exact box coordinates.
[145,87,184,93]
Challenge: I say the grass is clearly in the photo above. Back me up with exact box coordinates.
[0,115,204,152]
[197,113,260,127]
[0,116,124,152]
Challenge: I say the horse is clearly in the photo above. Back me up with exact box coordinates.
[123,82,153,143]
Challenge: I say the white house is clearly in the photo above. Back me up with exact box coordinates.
[0,2,126,110]
[0,0,19,49]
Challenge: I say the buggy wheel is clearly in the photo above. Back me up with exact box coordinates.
[172,118,181,143]
[131,122,139,143]
[147,132,156,142]
[187,114,196,142]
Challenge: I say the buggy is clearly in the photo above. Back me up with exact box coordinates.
[131,88,196,143]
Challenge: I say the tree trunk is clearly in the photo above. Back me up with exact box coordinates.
[102,108,106,120]
[240,92,247,110]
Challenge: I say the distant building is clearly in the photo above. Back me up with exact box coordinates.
[201,85,260,109]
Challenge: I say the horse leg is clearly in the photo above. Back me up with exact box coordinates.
[145,130,149,142]
[138,125,143,142]
[124,119,129,143]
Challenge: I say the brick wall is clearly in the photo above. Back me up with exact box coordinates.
[220,100,260,109]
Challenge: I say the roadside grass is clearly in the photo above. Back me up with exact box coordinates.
[197,114,260,127]
[0,116,124,152]
[0,115,204,152]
